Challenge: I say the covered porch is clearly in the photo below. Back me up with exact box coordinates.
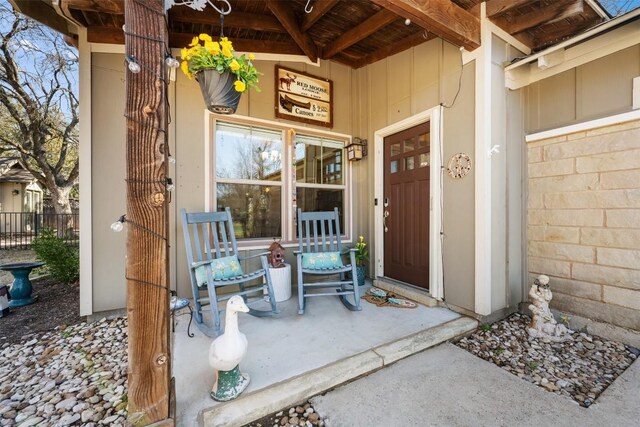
[172,282,477,426]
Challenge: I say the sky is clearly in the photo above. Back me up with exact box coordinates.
[603,0,640,15]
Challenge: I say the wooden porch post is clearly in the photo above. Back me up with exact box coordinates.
[123,0,172,424]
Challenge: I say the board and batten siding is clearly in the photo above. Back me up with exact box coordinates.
[527,119,640,330]
[354,39,477,311]
[526,45,640,134]
[90,53,355,311]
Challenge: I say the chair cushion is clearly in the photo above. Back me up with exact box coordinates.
[301,251,344,269]
[193,255,244,286]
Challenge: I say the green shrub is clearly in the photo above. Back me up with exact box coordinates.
[32,228,79,284]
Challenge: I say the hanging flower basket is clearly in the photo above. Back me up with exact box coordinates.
[195,69,242,114]
[180,34,260,115]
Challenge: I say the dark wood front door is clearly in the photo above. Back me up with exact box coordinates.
[383,122,430,290]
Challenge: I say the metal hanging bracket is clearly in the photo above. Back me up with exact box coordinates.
[305,0,314,13]
[165,0,232,15]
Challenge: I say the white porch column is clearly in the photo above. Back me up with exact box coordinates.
[78,28,93,316]
[474,3,492,316]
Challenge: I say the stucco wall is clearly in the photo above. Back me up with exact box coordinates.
[527,119,640,330]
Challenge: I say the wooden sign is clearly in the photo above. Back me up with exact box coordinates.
[275,66,333,128]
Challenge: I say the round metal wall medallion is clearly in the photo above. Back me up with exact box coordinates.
[447,153,472,179]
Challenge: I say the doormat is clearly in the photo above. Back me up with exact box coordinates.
[362,287,418,309]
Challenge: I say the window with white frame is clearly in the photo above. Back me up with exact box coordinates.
[211,118,349,244]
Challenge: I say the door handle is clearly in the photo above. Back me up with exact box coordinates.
[383,210,389,232]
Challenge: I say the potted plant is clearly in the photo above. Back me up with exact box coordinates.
[180,34,260,114]
[354,235,368,287]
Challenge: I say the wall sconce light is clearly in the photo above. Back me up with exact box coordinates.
[346,137,367,161]
[11,189,19,196]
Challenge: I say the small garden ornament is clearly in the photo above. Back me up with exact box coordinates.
[208,296,250,401]
[527,274,572,342]
[267,239,286,268]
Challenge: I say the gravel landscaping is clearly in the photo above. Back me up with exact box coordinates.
[456,313,638,407]
[245,401,324,427]
[0,317,128,426]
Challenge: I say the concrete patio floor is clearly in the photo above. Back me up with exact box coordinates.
[171,285,477,426]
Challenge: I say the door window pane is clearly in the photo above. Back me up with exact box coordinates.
[403,139,414,153]
[418,133,430,149]
[215,122,283,181]
[419,153,430,167]
[390,160,399,174]
[217,184,282,239]
[405,156,414,171]
[390,143,401,156]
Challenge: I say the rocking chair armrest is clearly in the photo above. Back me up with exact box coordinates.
[189,259,214,269]
[293,250,302,256]
[238,251,270,261]
[341,248,357,254]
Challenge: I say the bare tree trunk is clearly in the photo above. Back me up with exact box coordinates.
[124,0,172,424]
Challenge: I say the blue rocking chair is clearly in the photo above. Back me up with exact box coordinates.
[295,208,362,315]
[181,208,279,336]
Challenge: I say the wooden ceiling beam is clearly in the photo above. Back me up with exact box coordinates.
[370,0,479,50]
[354,30,433,69]
[86,26,304,55]
[169,34,303,55]
[61,0,123,14]
[485,0,532,18]
[168,8,287,33]
[495,0,584,35]
[322,9,398,59]
[532,19,595,49]
[265,0,318,62]
[12,0,72,35]
[301,0,340,31]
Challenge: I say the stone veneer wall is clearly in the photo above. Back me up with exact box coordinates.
[527,118,640,331]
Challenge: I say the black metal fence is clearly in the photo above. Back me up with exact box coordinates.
[0,212,79,249]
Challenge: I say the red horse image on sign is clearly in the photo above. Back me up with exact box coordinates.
[275,66,333,128]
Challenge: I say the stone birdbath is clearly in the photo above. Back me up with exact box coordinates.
[0,262,45,307]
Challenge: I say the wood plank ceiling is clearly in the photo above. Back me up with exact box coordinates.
[59,0,606,68]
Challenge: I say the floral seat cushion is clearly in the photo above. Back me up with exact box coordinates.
[193,255,243,287]
[301,251,344,269]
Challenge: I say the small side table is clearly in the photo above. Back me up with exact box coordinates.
[0,262,44,308]
[268,263,292,302]
[170,292,194,337]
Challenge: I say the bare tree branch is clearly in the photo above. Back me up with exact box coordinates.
[0,4,79,214]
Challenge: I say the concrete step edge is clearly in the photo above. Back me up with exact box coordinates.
[201,316,478,427]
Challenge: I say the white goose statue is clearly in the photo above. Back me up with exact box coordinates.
[208,295,251,401]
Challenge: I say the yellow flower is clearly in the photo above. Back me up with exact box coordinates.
[180,47,188,60]
[180,61,191,79]
[359,236,364,242]
[249,53,255,60]
[234,80,246,92]
[229,59,240,71]
[220,37,233,51]
[189,36,199,47]
[222,45,232,58]
[204,41,220,55]
[199,33,212,42]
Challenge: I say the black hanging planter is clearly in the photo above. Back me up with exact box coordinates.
[195,69,242,115]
